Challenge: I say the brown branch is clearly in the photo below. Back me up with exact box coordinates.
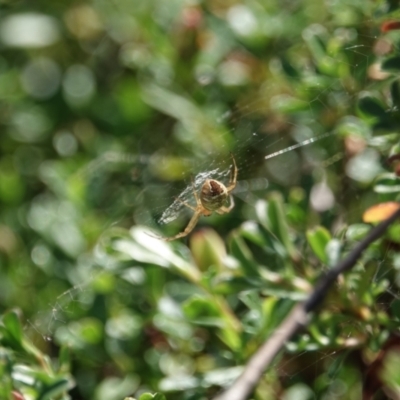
[213,205,400,400]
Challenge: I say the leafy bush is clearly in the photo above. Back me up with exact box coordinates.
[2,0,400,399]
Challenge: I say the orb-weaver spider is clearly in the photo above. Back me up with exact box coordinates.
[157,154,237,242]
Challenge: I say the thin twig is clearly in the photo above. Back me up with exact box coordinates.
[213,206,400,400]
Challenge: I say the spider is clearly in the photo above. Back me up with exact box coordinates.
[157,154,237,241]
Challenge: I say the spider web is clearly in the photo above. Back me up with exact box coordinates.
[32,34,367,324]
[157,167,226,225]
[77,98,342,233]
[157,130,335,226]
[72,25,384,234]
[31,22,379,327]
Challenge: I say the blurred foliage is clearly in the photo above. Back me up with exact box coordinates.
[2,0,400,399]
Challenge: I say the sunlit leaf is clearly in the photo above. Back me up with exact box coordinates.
[362,202,400,223]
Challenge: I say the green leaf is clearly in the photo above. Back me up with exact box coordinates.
[281,57,300,78]
[391,299,400,320]
[266,195,299,261]
[138,393,167,400]
[238,221,271,248]
[1,310,23,349]
[112,227,201,283]
[382,56,400,72]
[212,277,264,295]
[202,366,243,387]
[345,224,370,240]
[183,295,221,326]
[391,80,400,108]
[306,226,331,264]
[38,378,72,400]
[374,173,400,193]
[229,232,260,276]
[239,290,263,313]
[261,288,308,301]
[182,296,241,350]
[309,324,330,346]
[327,352,348,379]
[325,239,341,268]
[335,116,371,139]
[270,95,308,113]
[3,311,22,343]
[58,346,70,374]
[380,349,400,388]
[358,96,387,119]
[190,228,225,271]
[353,263,378,302]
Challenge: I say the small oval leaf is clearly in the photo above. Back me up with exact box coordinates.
[306,226,331,264]
[358,96,386,119]
[363,202,400,223]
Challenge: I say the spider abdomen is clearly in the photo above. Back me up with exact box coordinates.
[200,179,229,211]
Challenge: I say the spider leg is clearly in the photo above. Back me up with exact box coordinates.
[174,196,197,211]
[216,195,235,214]
[225,153,237,193]
[190,176,201,205]
[172,174,202,212]
[155,176,205,242]
[161,210,202,241]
